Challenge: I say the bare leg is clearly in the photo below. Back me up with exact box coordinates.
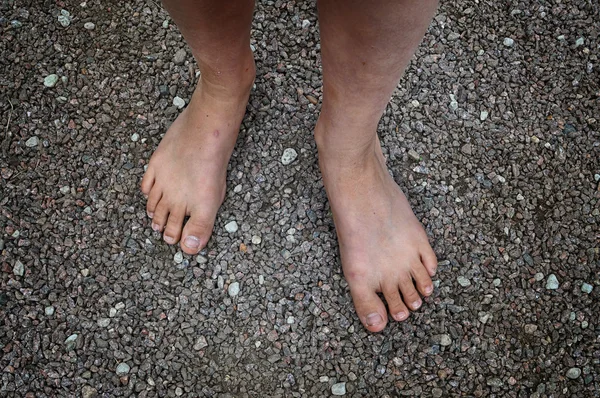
[141,0,255,254]
[316,0,439,332]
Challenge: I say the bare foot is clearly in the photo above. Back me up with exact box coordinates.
[316,122,438,333]
[141,61,254,254]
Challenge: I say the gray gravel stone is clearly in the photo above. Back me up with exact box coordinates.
[81,385,98,398]
[331,382,346,395]
[546,274,559,290]
[479,110,489,121]
[65,334,78,351]
[281,148,298,165]
[503,37,514,47]
[13,260,24,276]
[566,368,581,379]
[174,251,183,264]
[45,306,55,316]
[251,235,262,244]
[457,276,471,287]
[534,272,545,281]
[116,362,130,376]
[84,22,95,30]
[440,334,452,346]
[407,149,421,161]
[194,336,208,350]
[173,48,187,65]
[57,10,71,27]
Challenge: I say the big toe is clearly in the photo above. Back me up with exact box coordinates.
[349,284,388,333]
[180,214,214,255]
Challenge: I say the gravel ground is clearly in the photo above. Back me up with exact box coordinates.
[1,0,599,396]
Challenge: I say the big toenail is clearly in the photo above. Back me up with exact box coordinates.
[366,313,383,326]
[152,223,161,231]
[184,236,200,249]
[164,235,175,244]
[413,300,422,308]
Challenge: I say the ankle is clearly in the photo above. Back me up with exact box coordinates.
[197,51,256,100]
[314,117,379,167]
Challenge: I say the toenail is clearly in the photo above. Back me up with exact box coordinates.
[366,313,383,326]
[412,300,422,308]
[152,223,161,232]
[425,286,433,294]
[147,211,154,218]
[395,311,407,320]
[164,235,175,244]
[184,236,200,249]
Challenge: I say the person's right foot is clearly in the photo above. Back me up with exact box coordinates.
[141,58,255,254]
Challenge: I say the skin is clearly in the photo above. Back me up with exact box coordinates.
[142,0,439,332]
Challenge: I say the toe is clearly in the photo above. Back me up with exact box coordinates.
[411,262,434,297]
[140,166,155,197]
[180,215,213,255]
[420,245,438,277]
[383,284,410,322]
[146,188,162,218]
[399,276,422,311]
[349,284,388,332]
[152,201,169,233]
[163,207,185,245]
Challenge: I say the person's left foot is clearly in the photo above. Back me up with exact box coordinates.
[315,119,438,333]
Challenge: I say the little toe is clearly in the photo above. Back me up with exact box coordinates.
[140,167,155,197]
[163,208,185,245]
[180,215,213,255]
[399,277,422,311]
[152,202,169,233]
[146,188,162,218]
[411,262,434,297]
[349,284,388,332]
[383,285,410,322]
[420,245,438,277]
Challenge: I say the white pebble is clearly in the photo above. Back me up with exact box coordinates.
[83,22,95,30]
[480,110,489,121]
[331,382,346,396]
[26,136,39,147]
[43,74,59,88]
[440,334,452,346]
[225,221,238,233]
[546,274,559,290]
[173,96,185,109]
[173,251,183,264]
[13,260,24,276]
[457,276,471,287]
[503,37,514,47]
[575,37,584,47]
[115,362,130,376]
[301,19,311,29]
[281,148,298,165]
[251,235,262,245]
[45,306,55,316]
[228,282,240,297]
[130,133,139,142]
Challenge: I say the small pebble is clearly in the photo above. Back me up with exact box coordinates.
[493,278,502,287]
[581,283,593,294]
[546,274,559,290]
[503,37,514,47]
[331,382,346,396]
[173,48,187,65]
[407,149,420,161]
[534,272,544,281]
[13,260,24,276]
[173,251,183,264]
[251,235,262,245]
[173,96,185,109]
[225,221,238,233]
[25,136,39,147]
[258,275,264,284]
[480,110,489,121]
[228,282,240,297]
[440,334,452,346]
[196,255,207,264]
[457,276,471,287]
[162,20,169,28]
[281,148,298,165]
[57,10,71,27]
[11,20,23,28]
[575,37,584,47]
[301,19,310,29]
[130,133,139,142]
[65,334,78,351]
[83,22,95,30]
[116,363,130,376]
[97,318,110,327]
[194,336,208,350]
[44,74,59,88]
[566,367,581,379]
[45,306,55,316]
